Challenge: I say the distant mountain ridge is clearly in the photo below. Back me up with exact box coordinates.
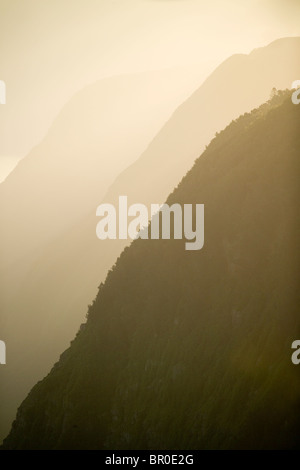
[1,37,300,443]
[2,90,299,449]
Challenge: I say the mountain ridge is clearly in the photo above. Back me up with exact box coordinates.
[2,90,299,449]
[1,37,299,443]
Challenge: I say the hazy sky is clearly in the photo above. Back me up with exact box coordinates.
[0,0,299,179]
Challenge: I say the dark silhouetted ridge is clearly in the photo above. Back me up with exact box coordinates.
[2,90,300,450]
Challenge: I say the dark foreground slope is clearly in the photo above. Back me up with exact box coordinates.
[3,91,300,449]
[1,37,300,444]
